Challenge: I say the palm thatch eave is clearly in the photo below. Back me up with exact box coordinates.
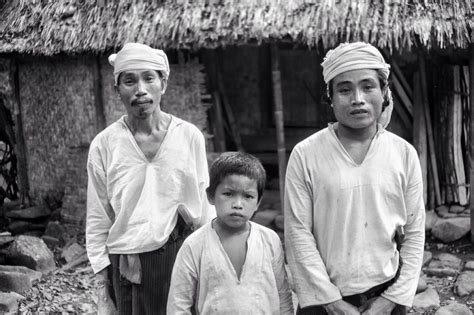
[0,0,472,56]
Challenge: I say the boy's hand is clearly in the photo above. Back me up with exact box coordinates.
[359,296,396,315]
[323,299,360,315]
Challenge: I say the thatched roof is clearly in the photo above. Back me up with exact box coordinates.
[0,0,472,55]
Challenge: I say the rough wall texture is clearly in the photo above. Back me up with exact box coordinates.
[14,55,209,225]
[18,56,98,221]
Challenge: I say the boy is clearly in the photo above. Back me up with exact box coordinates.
[167,152,293,314]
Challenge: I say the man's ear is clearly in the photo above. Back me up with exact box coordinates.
[161,78,168,95]
[206,188,215,205]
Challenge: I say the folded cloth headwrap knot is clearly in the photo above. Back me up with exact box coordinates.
[108,43,170,84]
[321,42,390,84]
[321,42,393,128]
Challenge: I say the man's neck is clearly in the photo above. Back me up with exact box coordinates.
[335,122,378,143]
[126,110,168,135]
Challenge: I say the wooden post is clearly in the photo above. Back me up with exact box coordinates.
[469,44,474,242]
[11,59,30,205]
[420,55,442,206]
[413,72,428,205]
[270,44,287,206]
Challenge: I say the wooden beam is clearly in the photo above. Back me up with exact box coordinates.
[391,60,413,101]
[420,55,442,206]
[392,74,413,118]
[270,44,287,206]
[469,44,474,242]
[11,58,30,205]
[412,72,428,205]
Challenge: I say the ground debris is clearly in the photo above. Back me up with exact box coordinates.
[18,260,96,312]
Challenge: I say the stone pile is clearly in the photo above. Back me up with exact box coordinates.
[412,251,474,314]
[0,228,86,311]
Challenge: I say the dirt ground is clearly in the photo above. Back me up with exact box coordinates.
[17,234,474,313]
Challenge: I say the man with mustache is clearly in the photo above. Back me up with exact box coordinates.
[86,43,214,314]
[285,42,425,315]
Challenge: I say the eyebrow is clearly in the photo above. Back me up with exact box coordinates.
[336,77,377,86]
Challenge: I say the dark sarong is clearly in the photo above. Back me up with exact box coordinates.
[107,215,192,315]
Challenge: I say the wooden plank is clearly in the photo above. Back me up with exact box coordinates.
[453,66,468,205]
[216,67,244,151]
[391,60,413,101]
[469,44,474,243]
[11,59,30,206]
[270,44,287,205]
[412,72,428,205]
[392,74,413,118]
[212,92,226,152]
[420,55,442,206]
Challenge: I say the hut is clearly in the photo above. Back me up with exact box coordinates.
[0,0,472,238]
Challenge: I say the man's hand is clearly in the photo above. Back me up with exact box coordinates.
[97,284,116,315]
[323,299,360,315]
[359,296,396,315]
[95,269,116,315]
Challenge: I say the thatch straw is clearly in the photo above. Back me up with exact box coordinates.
[0,0,472,55]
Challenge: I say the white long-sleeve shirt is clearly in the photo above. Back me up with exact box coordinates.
[284,123,425,307]
[167,221,294,315]
[86,115,215,274]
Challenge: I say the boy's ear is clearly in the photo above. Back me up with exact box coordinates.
[206,188,215,205]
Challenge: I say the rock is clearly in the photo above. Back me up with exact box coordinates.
[0,234,14,247]
[449,204,466,214]
[5,235,56,274]
[436,205,449,216]
[454,270,474,297]
[0,292,24,313]
[425,210,439,232]
[431,218,470,242]
[43,221,71,246]
[423,251,433,267]
[2,200,21,211]
[252,209,279,227]
[417,274,428,293]
[274,214,284,231]
[8,220,33,234]
[41,235,60,248]
[431,253,462,269]
[412,287,440,312]
[6,205,51,219]
[61,242,86,263]
[0,265,42,283]
[0,271,32,293]
[424,253,462,277]
[464,261,474,271]
[435,302,472,315]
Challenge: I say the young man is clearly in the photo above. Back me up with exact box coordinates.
[167,152,293,314]
[86,43,214,314]
[285,42,425,315]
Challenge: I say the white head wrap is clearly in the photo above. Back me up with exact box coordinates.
[321,42,393,128]
[321,42,390,84]
[108,43,170,84]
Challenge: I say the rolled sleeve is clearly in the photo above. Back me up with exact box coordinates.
[382,148,425,306]
[86,151,113,274]
[284,148,342,307]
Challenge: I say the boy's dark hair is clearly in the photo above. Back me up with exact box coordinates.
[207,152,266,201]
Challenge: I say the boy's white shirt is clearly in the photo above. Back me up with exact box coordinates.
[167,221,294,314]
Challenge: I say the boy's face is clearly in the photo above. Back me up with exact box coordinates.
[207,174,260,230]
